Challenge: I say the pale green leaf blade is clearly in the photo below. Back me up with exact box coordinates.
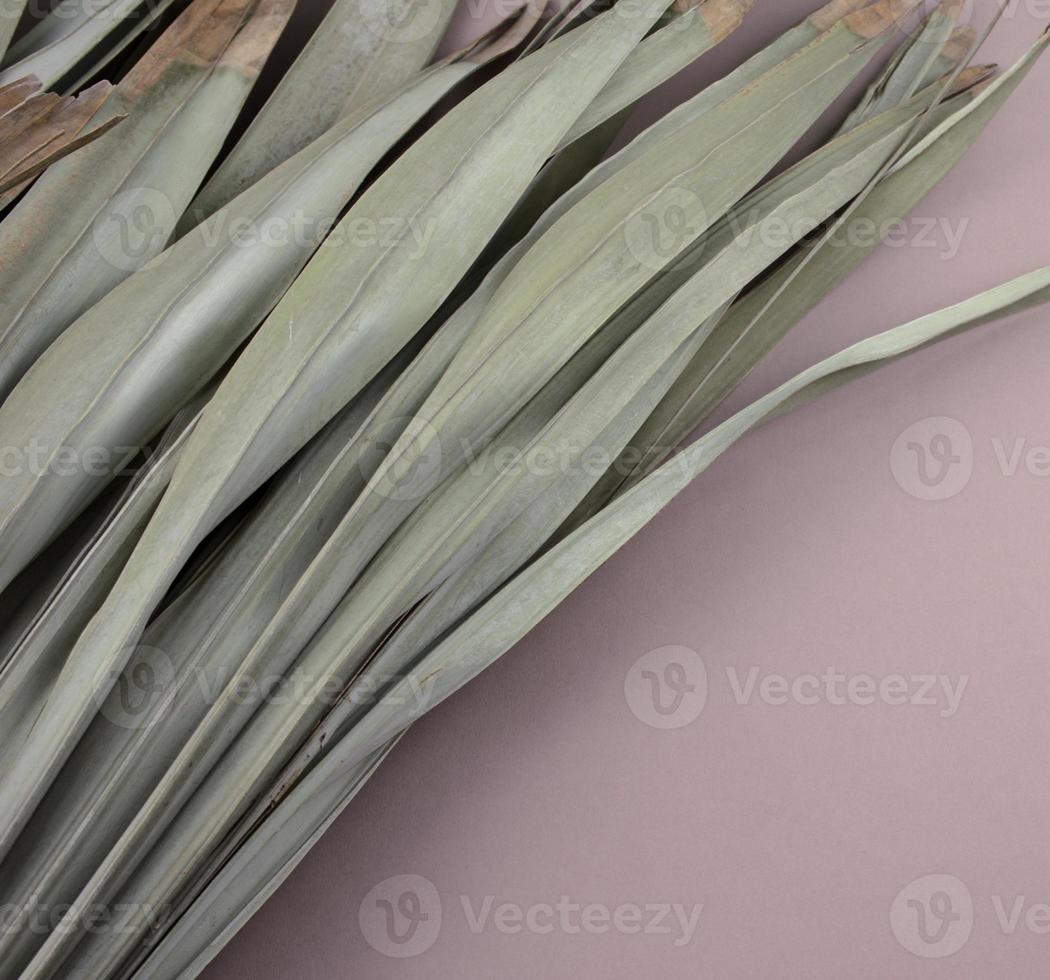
[5,10,671,975]
[0,255,490,980]
[0,340,421,977]
[217,80,933,822]
[134,267,1050,974]
[608,32,1048,495]
[323,266,1050,779]
[145,269,1050,976]
[0,0,182,90]
[283,0,910,642]
[51,66,937,969]
[0,61,486,915]
[0,59,477,595]
[185,0,461,223]
[129,736,400,980]
[556,0,756,148]
[0,0,27,61]
[97,12,913,869]
[0,0,298,402]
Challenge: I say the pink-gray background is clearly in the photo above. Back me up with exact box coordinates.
[206,1,1050,976]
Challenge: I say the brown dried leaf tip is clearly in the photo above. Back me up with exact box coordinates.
[844,0,925,40]
[697,0,758,41]
[0,78,122,206]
